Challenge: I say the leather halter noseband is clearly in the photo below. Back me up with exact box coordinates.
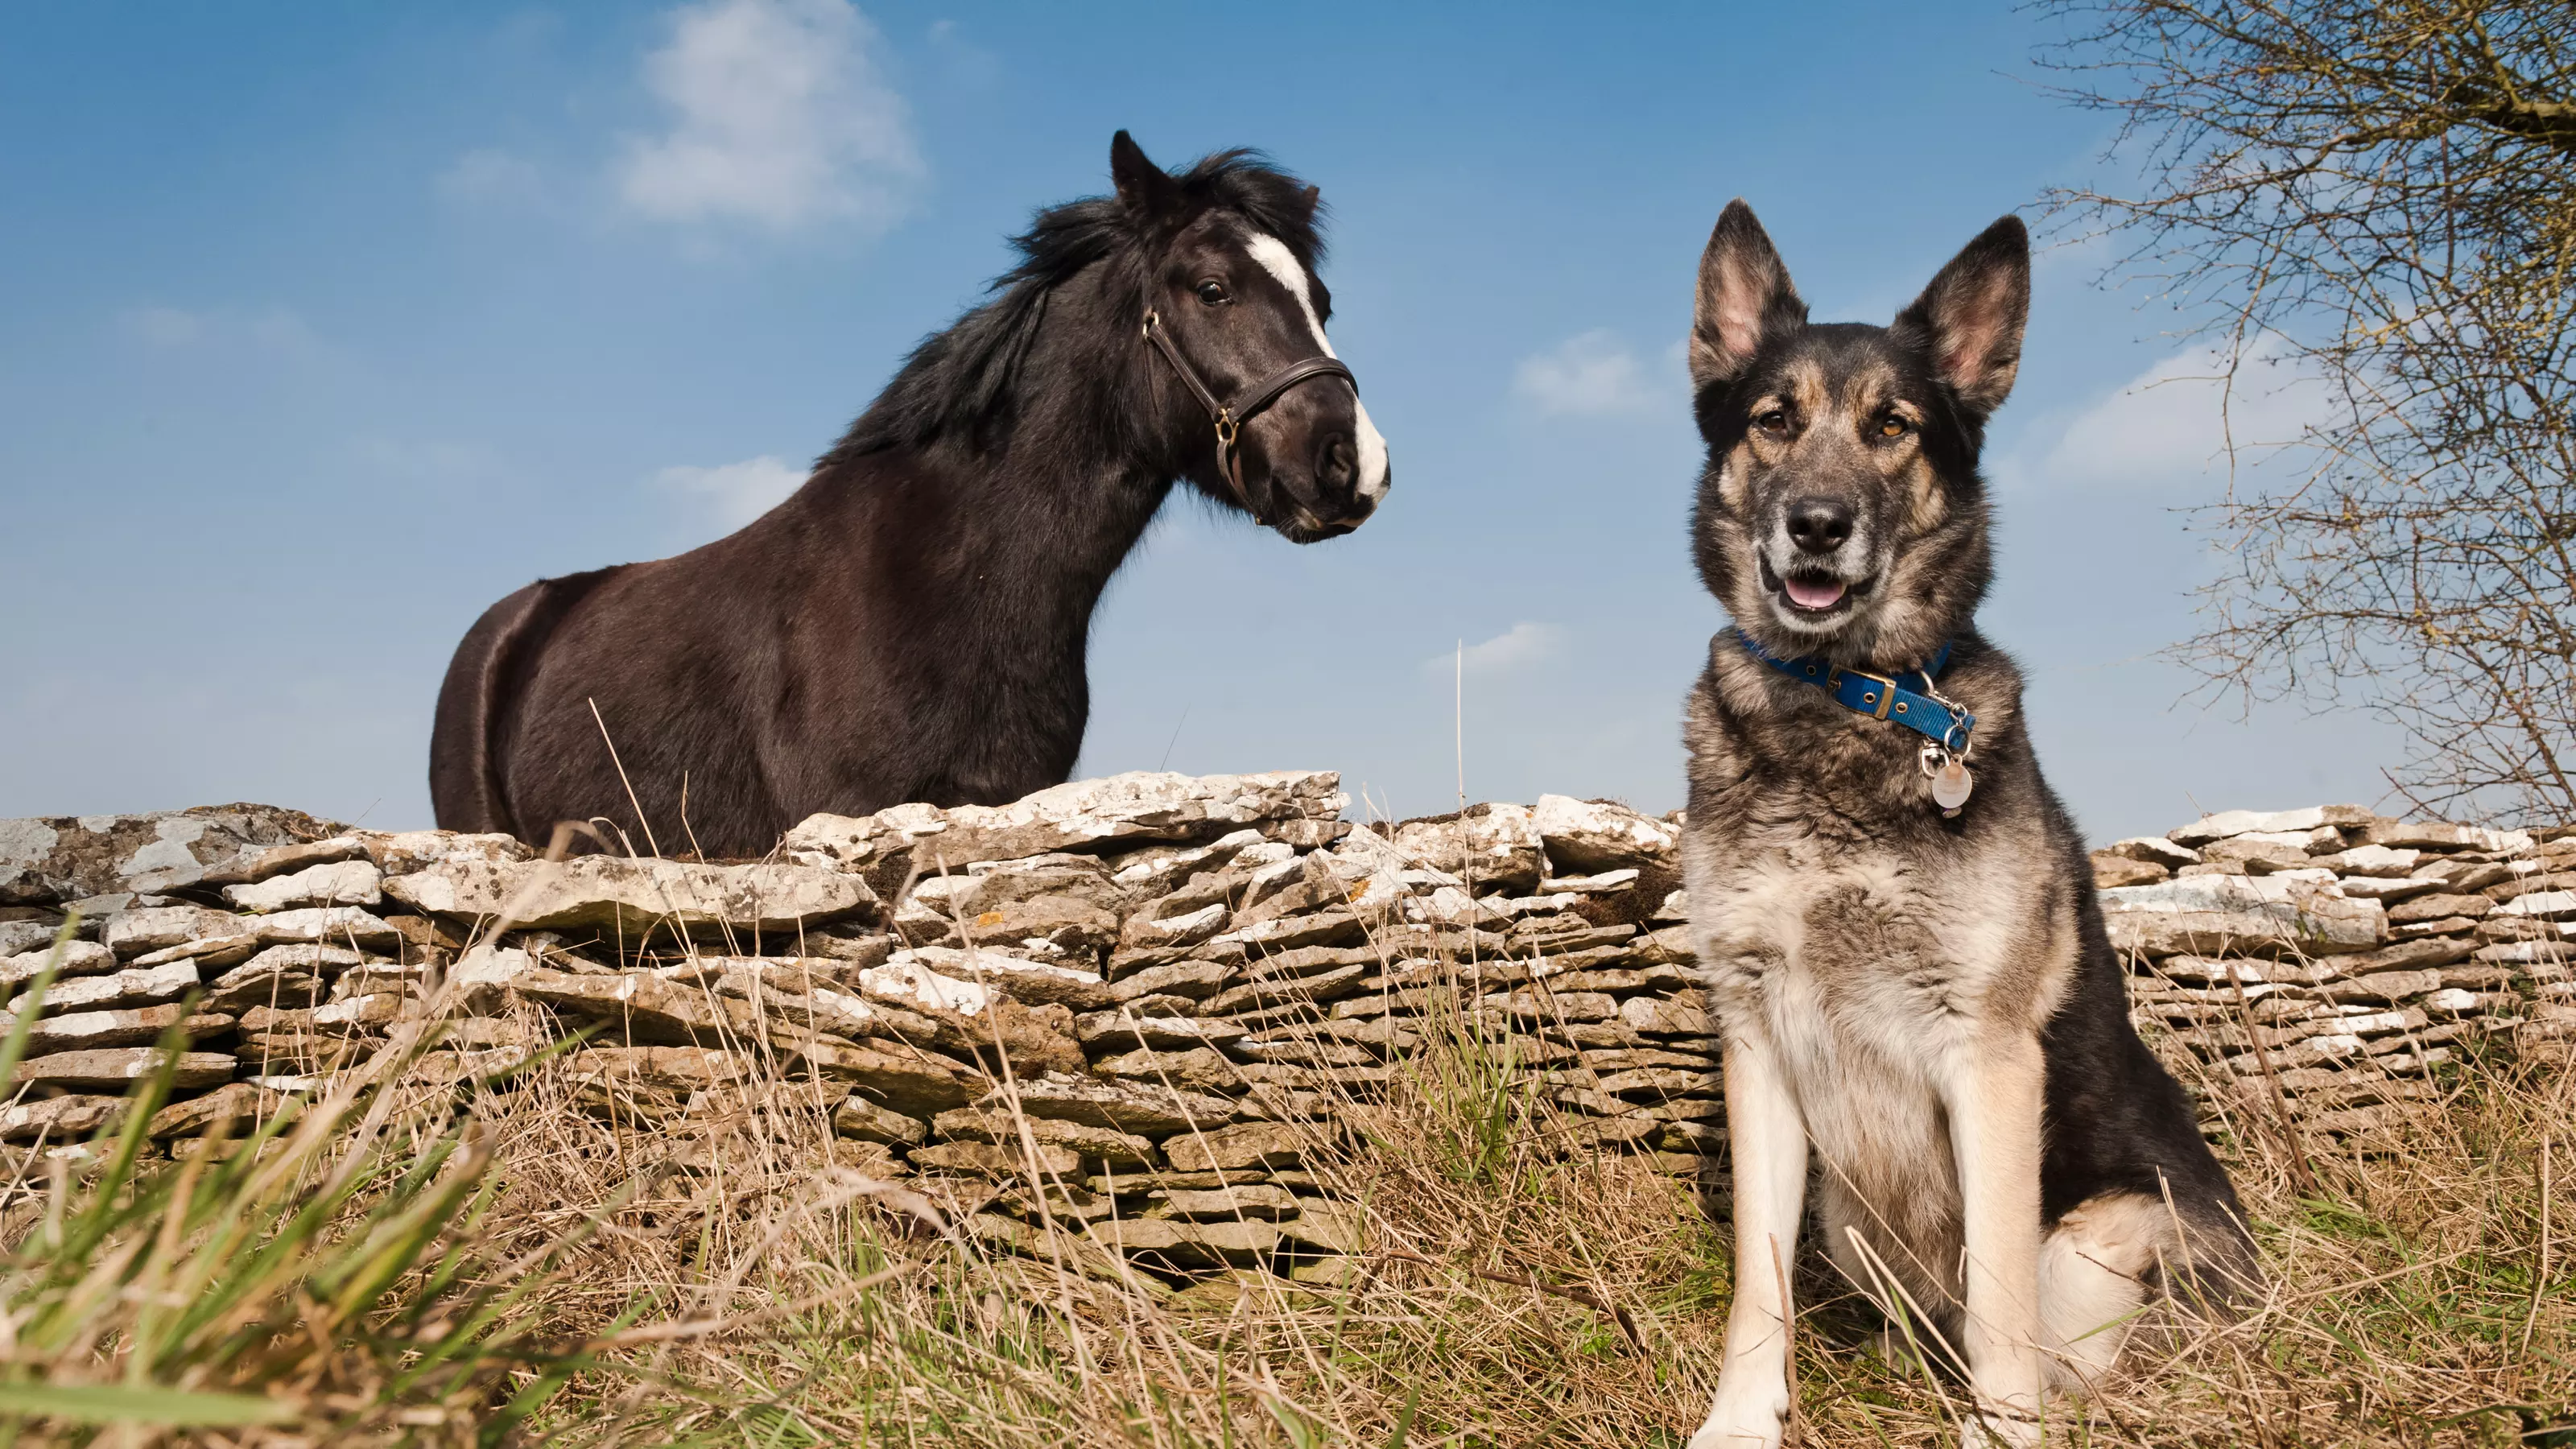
[1141,309,1357,524]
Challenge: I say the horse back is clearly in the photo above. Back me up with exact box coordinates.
[428,566,625,839]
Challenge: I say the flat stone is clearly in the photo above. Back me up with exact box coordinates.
[351,829,535,877]
[243,907,403,950]
[2388,893,2492,924]
[448,943,538,1011]
[1091,1046,1245,1094]
[1387,804,1546,892]
[880,946,1108,1011]
[1533,795,1679,872]
[2497,890,2576,921]
[2337,876,2444,902]
[312,993,405,1030]
[2321,844,2421,877]
[2359,820,2533,853]
[2099,876,2386,957]
[13,1048,234,1091]
[1120,902,1233,952]
[103,906,246,957]
[1279,1201,1364,1253]
[805,1038,977,1117]
[1145,1183,1302,1221]
[23,1005,228,1055]
[910,1140,1082,1179]
[933,1107,1156,1168]
[1088,1217,1281,1269]
[832,1096,930,1146]
[2104,836,2201,869]
[959,894,1121,958]
[202,947,345,1013]
[1072,1010,1245,1053]
[1214,909,1367,953]
[147,1082,298,1138]
[1162,1120,1304,1173]
[0,919,67,957]
[242,836,370,883]
[0,805,339,906]
[783,771,1345,875]
[384,855,874,934]
[37,960,201,1013]
[2169,805,2371,846]
[1202,963,1368,1016]
[0,940,118,986]
[223,860,382,914]
[2091,853,2168,889]
[988,1072,1236,1137]
[0,1094,128,1141]
[1621,993,1713,1038]
[1109,959,1238,1004]
[567,1046,750,1091]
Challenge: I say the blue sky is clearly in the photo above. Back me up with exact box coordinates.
[0,2,2395,841]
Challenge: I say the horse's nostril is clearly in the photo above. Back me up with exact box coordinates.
[1787,497,1855,555]
[1315,433,1356,494]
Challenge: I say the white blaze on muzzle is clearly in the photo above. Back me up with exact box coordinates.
[1243,231,1390,504]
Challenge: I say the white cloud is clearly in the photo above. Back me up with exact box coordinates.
[116,305,324,359]
[658,454,808,528]
[617,0,922,230]
[1512,330,1666,417]
[2035,342,2328,487]
[1424,622,1570,679]
[438,148,545,207]
[122,306,203,348]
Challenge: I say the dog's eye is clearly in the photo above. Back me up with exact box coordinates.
[1195,280,1230,306]
[1879,416,1909,439]
[1754,410,1789,436]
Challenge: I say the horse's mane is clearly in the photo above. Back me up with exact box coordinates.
[829,150,1327,460]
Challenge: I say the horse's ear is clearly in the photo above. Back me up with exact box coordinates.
[1896,214,2031,416]
[1689,200,1803,390]
[1110,130,1183,221]
[1296,184,1321,221]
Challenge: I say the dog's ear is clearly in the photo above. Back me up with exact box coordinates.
[1690,200,1804,390]
[1111,130,1183,221]
[1899,215,2031,416]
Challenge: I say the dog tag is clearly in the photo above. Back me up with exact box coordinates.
[1931,759,1975,814]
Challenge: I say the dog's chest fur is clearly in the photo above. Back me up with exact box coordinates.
[1681,645,2078,1271]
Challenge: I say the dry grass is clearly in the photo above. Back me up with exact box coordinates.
[3,935,2569,1447]
[486,987,2571,1447]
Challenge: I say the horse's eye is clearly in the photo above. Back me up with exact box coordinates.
[1879,416,1909,439]
[1195,280,1229,306]
[1755,409,1789,435]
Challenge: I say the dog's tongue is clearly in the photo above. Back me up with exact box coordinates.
[1785,576,1847,610]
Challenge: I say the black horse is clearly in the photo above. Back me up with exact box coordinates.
[429,133,1389,857]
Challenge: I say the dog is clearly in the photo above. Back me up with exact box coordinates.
[1674,202,2256,1447]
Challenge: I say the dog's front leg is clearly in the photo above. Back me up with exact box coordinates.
[1690,1023,1807,1449]
[1949,1030,2048,1446]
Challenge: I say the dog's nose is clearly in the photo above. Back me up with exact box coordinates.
[1787,497,1855,555]
[1314,431,1357,501]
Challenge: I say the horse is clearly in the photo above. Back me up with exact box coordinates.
[428,133,1390,858]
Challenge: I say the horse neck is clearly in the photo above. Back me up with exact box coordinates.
[835,281,1186,673]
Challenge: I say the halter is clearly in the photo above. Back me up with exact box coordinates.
[1141,309,1358,524]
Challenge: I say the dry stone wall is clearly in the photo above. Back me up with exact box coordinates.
[0,775,2568,1285]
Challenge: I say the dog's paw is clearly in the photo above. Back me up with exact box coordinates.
[1958,1406,2046,1449]
[1687,1384,1788,1449]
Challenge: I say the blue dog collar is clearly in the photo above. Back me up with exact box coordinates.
[1735,631,1975,753]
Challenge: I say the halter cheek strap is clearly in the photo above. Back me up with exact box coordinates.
[1141,310,1358,524]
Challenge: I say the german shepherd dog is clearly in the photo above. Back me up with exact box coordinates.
[1676,204,2255,1447]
